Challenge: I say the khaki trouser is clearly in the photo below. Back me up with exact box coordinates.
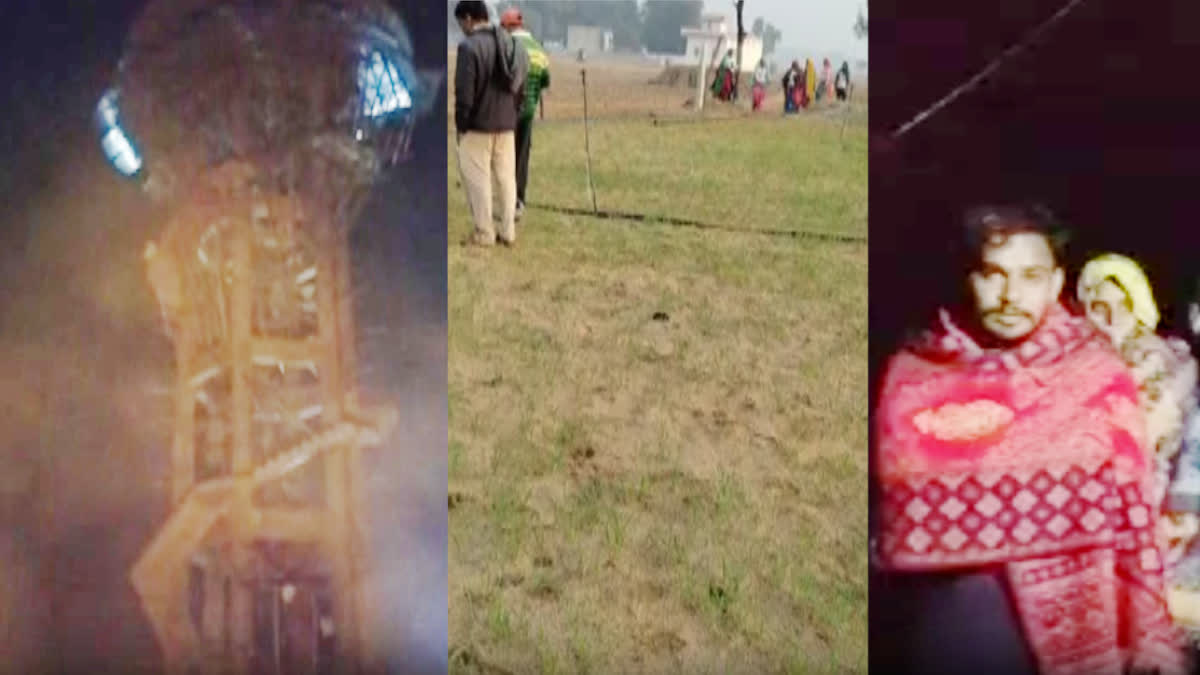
[457,130,517,244]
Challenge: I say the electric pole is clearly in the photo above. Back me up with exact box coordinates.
[734,0,746,101]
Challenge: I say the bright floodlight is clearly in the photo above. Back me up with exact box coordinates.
[96,90,143,177]
[358,50,412,118]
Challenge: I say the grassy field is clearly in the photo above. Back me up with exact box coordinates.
[448,55,867,674]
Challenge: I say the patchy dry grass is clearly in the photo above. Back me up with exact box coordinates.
[448,58,867,674]
[528,115,866,237]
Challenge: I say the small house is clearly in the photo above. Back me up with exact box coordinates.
[566,25,614,56]
[680,13,763,72]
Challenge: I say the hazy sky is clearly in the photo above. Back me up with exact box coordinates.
[703,0,867,60]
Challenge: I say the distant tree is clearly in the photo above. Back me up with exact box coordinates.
[640,0,702,54]
[762,23,781,55]
[751,17,782,56]
[610,1,643,50]
[854,6,868,39]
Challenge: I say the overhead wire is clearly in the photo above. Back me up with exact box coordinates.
[890,0,1093,139]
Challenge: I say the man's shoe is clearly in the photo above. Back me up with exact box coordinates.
[463,232,495,247]
[515,200,525,221]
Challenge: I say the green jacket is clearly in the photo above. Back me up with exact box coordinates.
[511,28,549,120]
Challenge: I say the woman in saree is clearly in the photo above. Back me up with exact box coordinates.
[835,60,851,101]
[1163,275,1200,638]
[801,57,816,108]
[752,59,768,111]
[782,60,801,113]
[1172,278,1200,513]
[1078,255,1197,506]
[710,49,735,101]
[1078,254,1200,636]
[818,58,833,101]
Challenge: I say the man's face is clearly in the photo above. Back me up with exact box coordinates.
[968,231,1064,342]
[457,16,475,35]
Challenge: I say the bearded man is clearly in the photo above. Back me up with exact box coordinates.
[870,204,1187,674]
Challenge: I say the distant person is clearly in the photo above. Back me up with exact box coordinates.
[500,8,549,220]
[453,0,527,248]
[802,57,816,108]
[723,49,738,102]
[815,58,827,102]
[752,59,768,111]
[835,60,851,101]
[782,61,802,114]
[711,49,735,102]
[820,58,834,101]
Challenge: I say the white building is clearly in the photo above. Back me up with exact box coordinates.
[680,13,763,72]
[566,25,614,56]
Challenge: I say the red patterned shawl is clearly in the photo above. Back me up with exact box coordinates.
[875,304,1187,675]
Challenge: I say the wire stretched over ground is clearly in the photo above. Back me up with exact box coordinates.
[649,112,758,126]
[524,109,861,128]
[890,0,1092,139]
[500,110,755,126]
[650,104,863,128]
[527,202,867,244]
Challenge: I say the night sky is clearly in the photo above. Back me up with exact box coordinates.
[871,0,1200,370]
[0,1,447,672]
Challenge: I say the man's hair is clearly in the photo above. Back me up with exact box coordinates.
[960,203,1069,270]
[454,1,489,22]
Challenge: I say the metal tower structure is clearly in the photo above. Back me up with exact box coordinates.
[95,1,436,672]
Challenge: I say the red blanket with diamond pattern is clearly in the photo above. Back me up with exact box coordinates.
[875,305,1186,675]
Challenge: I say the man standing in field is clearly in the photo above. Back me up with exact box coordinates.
[500,8,549,221]
[454,0,526,247]
[871,204,1186,674]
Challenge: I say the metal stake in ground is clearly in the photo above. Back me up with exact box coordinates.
[581,68,599,214]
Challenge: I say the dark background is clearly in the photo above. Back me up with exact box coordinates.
[870,0,1200,371]
[869,0,1200,669]
[0,1,446,672]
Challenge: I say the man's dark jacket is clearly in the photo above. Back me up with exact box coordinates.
[455,26,523,135]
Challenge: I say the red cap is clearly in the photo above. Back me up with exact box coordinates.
[500,8,523,28]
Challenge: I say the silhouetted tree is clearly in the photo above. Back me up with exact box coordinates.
[854,6,867,39]
[640,0,701,54]
[751,17,782,55]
